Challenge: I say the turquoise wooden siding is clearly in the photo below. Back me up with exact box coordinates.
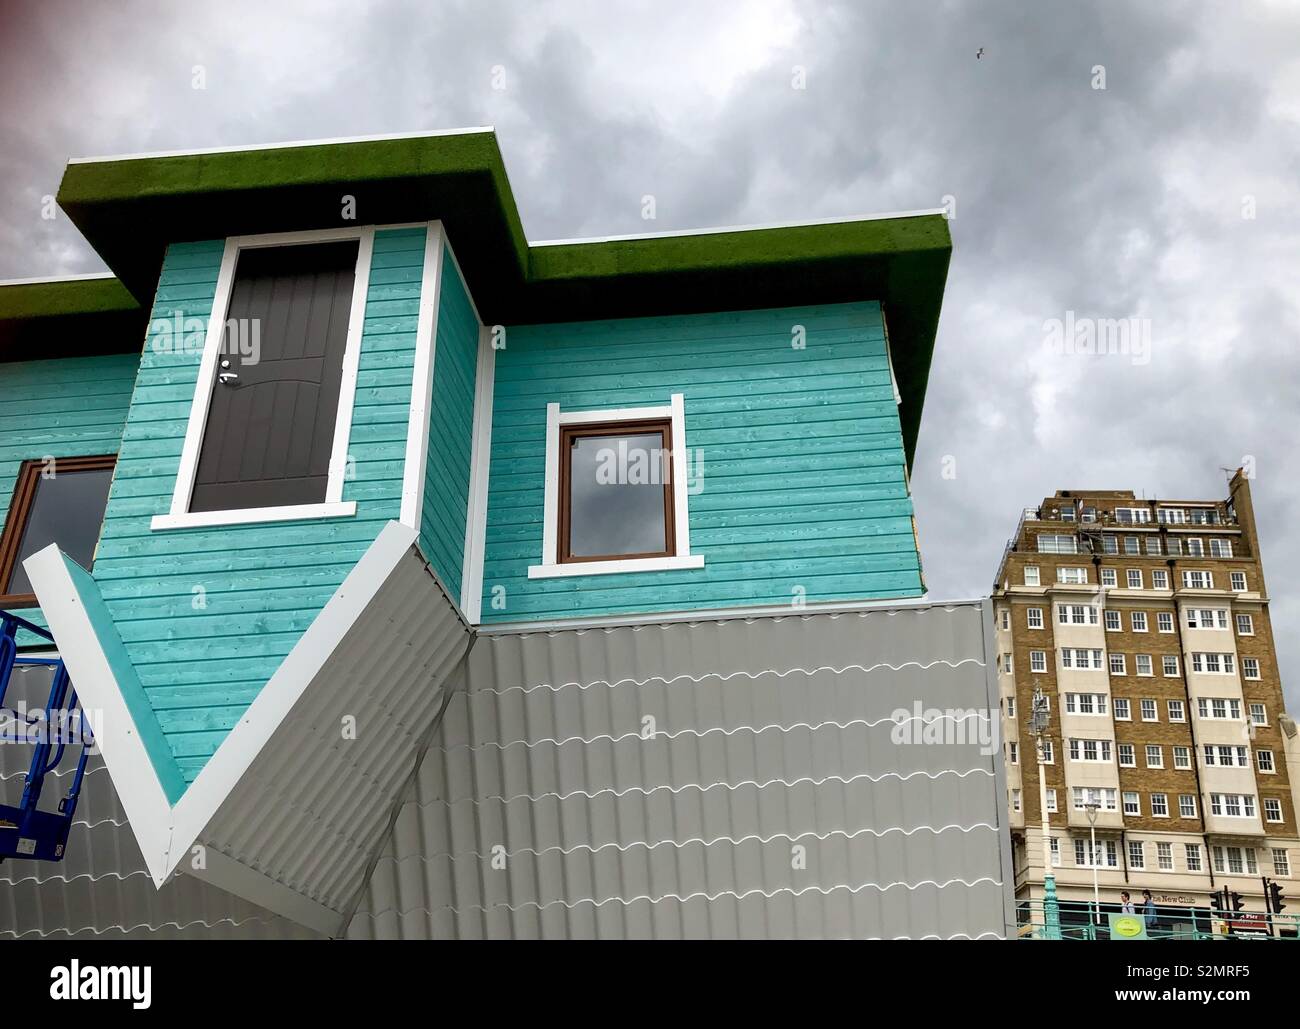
[90,226,423,783]
[480,301,921,623]
[0,351,138,640]
[419,246,477,598]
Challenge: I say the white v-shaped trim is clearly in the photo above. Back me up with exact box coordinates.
[25,521,418,893]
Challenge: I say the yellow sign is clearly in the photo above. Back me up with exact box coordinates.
[1108,913,1148,939]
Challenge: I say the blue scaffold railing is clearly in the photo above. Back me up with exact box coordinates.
[0,609,91,861]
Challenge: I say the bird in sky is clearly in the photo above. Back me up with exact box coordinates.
[977,47,985,59]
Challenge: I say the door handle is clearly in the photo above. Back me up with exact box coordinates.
[218,372,239,384]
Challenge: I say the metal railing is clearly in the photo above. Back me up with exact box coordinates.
[1015,899,1298,940]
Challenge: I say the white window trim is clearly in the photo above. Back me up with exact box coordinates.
[153,225,377,531]
[529,394,703,579]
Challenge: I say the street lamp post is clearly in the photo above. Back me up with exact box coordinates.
[1028,683,1061,939]
[1085,800,1101,931]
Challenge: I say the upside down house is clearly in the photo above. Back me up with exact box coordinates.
[0,129,1013,939]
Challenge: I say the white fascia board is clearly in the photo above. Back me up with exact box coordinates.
[0,272,116,286]
[22,545,174,884]
[459,318,494,623]
[67,127,497,164]
[185,848,340,936]
[400,222,445,530]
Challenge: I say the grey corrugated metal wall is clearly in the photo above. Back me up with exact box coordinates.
[347,601,1014,939]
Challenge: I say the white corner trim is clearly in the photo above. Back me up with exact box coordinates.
[22,545,174,885]
[528,554,705,579]
[460,326,495,623]
[400,222,445,530]
[164,225,376,522]
[185,847,341,936]
[150,501,356,531]
[326,228,376,504]
[26,523,417,901]
[531,392,701,577]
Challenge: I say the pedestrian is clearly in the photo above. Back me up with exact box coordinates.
[1120,890,1135,913]
[1142,889,1158,931]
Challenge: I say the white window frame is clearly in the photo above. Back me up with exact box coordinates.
[1027,606,1044,629]
[1126,568,1143,589]
[1242,657,1261,680]
[1101,567,1118,587]
[1230,571,1247,591]
[1024,565,1040,586]
[1151,793,1169,818]
[1157,612,1174,633]
[1131,611,1148,633]
[529,394,704,578]
[1236,613,1254,636]
[1257,749,1275,774]
[1029,650,1047,673]
[152,226,376,530]
[1179,794,1197,818]
[1151,569,1169,590]
[1173,746,1191,769]
[1113,698,1131,721]
[1264,798,1283,823]
[1104,609,1121,631]
[1162,655,1180,677]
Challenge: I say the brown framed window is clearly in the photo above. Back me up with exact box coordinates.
[557,420,674,563]
[0,455,116,608]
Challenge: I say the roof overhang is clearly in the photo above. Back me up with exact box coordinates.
[56,130,951,461]
[0,275,146,362]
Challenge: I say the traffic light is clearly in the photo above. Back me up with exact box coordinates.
[1231,891,1246,911]
[1269,880,1286,913]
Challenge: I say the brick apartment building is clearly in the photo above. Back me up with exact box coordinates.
[993,471,1300,934]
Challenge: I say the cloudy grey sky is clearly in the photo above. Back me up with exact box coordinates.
[2,0,1298,705]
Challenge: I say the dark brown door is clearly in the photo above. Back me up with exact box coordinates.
[190,240,359,512]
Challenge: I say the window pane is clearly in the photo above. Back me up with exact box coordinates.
[565,431,668,559]
[6,465,114,595]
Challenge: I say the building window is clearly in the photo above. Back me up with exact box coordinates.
[0,455,116,607]
[1115,507,1151,524]
[1114,698,1131,721]
[1109,653,1126,675]
[1140,699,1158,721]
[1146,745,1163,769]
[1000,608,1010,630]
[1124,536,1140,555]
[1045,789,1057,813]
[1057,567,1087,584]
[1050,836,1062,866]
[1131,611,1148,632]
[1123,791,1141,815]
[1042,739,1054,763]
[1162,655,1180,677]
[1257,749,1275,774]
[1065,692,1107,715]
[1264,798,1283,823]
[1157,611,1174,633]
[1011,789,1022,812]
[1073,787,1117,812]
[1203,745,1248,768]
[1037,534,1078,554]
[1182,570,1214,589]
[1198,697,1242,720]
[1209,539,1233,558]
[1076,838,1119,868]
[1187,538,1205,557]
[1030,650,1047,673]
[1005,695,1016,718]
[1179,794,1197,818]
[1151,794,1169,818]
[1068,738,1112,763]
[1230,571,1246,591]
[1167,699,1185,722]
[1128,840,1145,869]
[1190,652,1235,674]
[540,405,696,572]
[1158,507,1187,525]
[1242,657,1261,680]
[1209,794,1256,819]
[1024,566,1040,586]
[1167,537,1184,556]
[1250,703,1268,726]
[1118,743,1135,767]
[1157,842,1173,870]
[1212,846,1258,875]
[1104,609,1121,631]
[1127,569,1143,589]
[1173,746,1191,769]
[1274,849,1291,877]
[1186,608,1228,629]
[1235,613,1254,636]
[1008,742,1019,764]
[1151,569,1169,590]
[1145,537,1162,556]
[1102,535,1119,555]
[1027,606,1043,629]
[1136,654,1153,676]
[1101,567,1118,587]
[1185,844,1202,871]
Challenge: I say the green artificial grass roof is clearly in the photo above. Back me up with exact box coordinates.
[36,129,950,461]
[0,276,146,361]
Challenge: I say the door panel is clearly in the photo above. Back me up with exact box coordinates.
[190,240,359,513]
